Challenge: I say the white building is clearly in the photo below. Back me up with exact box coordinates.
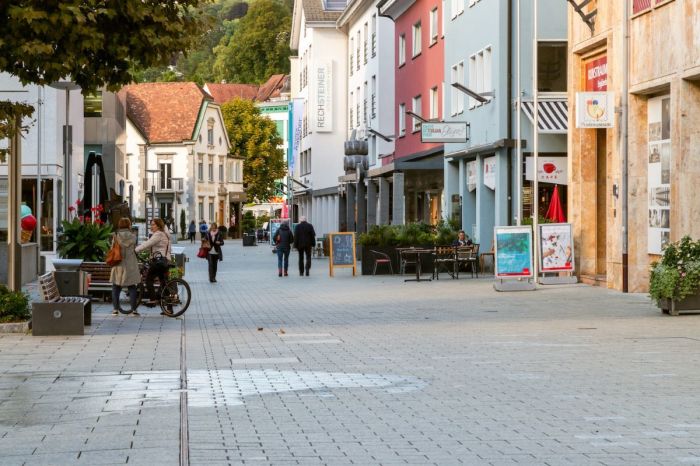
[122,83,242,234]
[290,0,349,235]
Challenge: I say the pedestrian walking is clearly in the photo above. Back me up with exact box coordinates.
[188,220,197,243]
[110,217,140,316]
[273,222,294,277]
[199,220,208,240]
[293,216,316,276]
[205,222,224,283]
[135,218,171,314]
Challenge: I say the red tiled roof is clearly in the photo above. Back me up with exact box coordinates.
[122,82,210,143]
[256,74,289,102]
[205,83,260,105]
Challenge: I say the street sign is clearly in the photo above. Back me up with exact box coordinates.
[421,122,469,143]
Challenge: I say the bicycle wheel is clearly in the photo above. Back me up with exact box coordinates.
[118,284,144,314]
[159,278,191,317]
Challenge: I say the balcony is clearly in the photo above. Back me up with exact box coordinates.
[143,175,183,193]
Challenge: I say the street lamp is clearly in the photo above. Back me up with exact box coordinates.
[367,127,395,143]
[48,80,81,221]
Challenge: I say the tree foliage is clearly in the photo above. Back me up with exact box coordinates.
[221,99,286,202]
[213,0,291,83]
[0,1,210,135]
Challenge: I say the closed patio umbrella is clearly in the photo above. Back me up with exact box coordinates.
[545,184,565,223]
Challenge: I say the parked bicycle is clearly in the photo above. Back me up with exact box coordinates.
[119,253,191,317]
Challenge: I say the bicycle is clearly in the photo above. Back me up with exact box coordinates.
[119,253,191,317]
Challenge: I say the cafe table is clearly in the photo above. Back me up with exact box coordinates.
[398,248,434,282]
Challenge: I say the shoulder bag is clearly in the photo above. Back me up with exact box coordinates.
[105,235,122,266]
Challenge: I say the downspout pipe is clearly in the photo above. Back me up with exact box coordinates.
[515,0,522,225]
[621,0,629,292]
[507,0,513,225]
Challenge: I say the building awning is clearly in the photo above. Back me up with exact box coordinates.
[521,100,568,134]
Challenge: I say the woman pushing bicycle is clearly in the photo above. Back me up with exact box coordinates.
[135,217,171,313]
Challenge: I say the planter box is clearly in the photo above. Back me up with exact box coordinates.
[0,320,31,334]
[360,245,435,276]
[658,292,700,316]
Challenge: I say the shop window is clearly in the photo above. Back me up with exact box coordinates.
[538,42,567,93]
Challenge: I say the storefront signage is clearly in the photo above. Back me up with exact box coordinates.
[291,99,304,174]
[525,156,568,185]
[483,156,496,190]
[314,60,333,132]
[494,226,533,278]
[539,223,575,272]
[420,122,468,143]
[647,95,671,254]
[467,161,477,192]
[575,92,615,128]
[585,56,607,91]
[260,105,290,114]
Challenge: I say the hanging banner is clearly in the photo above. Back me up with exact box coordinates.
[575,92,615,128]
[525,156,568,185]
[291,99,304,175]
[483,156,496,190]
[467,161,477,192]
[494,226,533,278]
[314,60,333,132]
[539,223,575,272]
[647,95,671,254]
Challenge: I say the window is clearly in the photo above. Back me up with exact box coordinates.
[371,76,377,119]
[483,47,492,99]
[469,55,477,108]
[219,161,224,182]
[356,86,360,127]
[363,23,368,64]
[356,30,361,70]
[159,162,172,190]
[363,82,368,124]
[451,0,464,19]
[411,95,422,132]
[350,37,354,75]
[349,91,354,129]
[208,157,214,181]
[198,159,204,181]
[430,8,438,44]
[208,200,214,223]
[468,47,492,108]
[537,42,567,92]
[198,201,204,221]
[371,14,377,57]
[441,0,446,37]
[399,103,406,136]
[429,87,439,120]
[632,0,651,15]
[412,22,422,57]
[399,34,406,66]
[450,65,458,116]
[207,128,214,146]
[275,120,285,140]
[84,91,102,117]
[228,161,234,182]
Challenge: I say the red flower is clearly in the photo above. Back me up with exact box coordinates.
[68,206,75,212]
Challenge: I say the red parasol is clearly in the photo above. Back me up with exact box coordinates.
[281,203,289,219]
[545,184,566,223]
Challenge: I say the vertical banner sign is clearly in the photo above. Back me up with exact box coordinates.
[291,99,304,175]
[647,95,671,254]
[539,223,575,272]
[483,156,496,190]
[467,161,477,192]
[314,60,333,132]
[494,226,533,278]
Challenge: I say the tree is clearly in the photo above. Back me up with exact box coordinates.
[221,98,286,203]
[0,0,209,137]
[213,0,291,83]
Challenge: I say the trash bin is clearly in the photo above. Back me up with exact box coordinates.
[242,233,256,246]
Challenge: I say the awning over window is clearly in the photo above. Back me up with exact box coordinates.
[521,100,568,134]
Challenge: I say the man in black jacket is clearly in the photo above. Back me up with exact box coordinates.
[293,216,316,276]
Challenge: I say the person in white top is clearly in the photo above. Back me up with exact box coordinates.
[135,218,171,308]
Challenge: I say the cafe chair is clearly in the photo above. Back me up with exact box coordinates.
[480,244,494,274]
[456,244,480,278]
[398,249,417,275]
[370,250,393,275]
[433,246,457,279]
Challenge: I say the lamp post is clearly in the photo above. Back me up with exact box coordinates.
[48,81,81,222]
[172,177,183,236]
[146,168,159,227]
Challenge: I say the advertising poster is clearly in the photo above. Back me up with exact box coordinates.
[467,161,477,192]
[494,226,533,278]
[539,223,574,272]
[291,99,304,175]
[647,95,671,254]
[483,157,496,190]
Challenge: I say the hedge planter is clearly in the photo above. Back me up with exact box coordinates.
[658,292,700,316]
[360,245,435,276]
[0,320,31,334]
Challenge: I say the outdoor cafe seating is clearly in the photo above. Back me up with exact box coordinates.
[396,244,481,281]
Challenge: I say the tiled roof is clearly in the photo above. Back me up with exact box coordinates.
[122,82,210,143]
[205,83,260,105]
[303,0,343,22]
[256,75,289,102]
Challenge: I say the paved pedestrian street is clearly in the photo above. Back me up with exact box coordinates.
[1,241,699,465]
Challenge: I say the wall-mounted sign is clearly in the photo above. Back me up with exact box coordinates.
[314,60,333,132]
[585,56,608,91]
[467,161,477,192]
[494,226,533,278]
[421,122,468,143]
[575,92,615,128]
[525,156,568,185]
[647,94,671,254]
[483,156,496,190]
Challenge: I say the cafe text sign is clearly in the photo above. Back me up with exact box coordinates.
[421,122,468,143]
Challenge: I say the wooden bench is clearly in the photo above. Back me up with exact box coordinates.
[32,272,92,336]
[79,261,112,297]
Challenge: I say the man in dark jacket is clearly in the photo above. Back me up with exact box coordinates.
[274,223,294,277]
[293,216,316,276]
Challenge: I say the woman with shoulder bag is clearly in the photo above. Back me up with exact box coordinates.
[205,222,224,283]
[110,217,140,316]
[274,223,294,277]
[135,218,171,313]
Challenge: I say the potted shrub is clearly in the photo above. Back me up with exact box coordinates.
[57,206,113,261]
[649,236,700,315]
[0,285,31,332]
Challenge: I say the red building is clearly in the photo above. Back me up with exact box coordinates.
[375,0,444,224]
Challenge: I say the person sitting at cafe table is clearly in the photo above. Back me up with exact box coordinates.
[452,230,473,247]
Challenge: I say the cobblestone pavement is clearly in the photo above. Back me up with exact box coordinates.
[1,240,699,465]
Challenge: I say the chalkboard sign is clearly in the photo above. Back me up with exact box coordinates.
[328,232,356,276]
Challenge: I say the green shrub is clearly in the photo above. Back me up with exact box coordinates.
[649,236,700,302]
[359,221,459,247]
[57,216,113,261]
[0,285,30,323]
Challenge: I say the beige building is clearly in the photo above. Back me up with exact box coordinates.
[568,0,700,292]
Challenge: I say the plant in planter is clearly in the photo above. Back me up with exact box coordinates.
[0,285,30,323]
[57,206,113,261]
[649,236,700,314]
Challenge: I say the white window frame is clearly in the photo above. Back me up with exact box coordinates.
[399,34,406,66]
[412,22,422,57]
[450,64,458,116]
[483,46,492,102]
[430,86,439,120]
[399,103,406,137]
[430,8,438,45]
[451,0,464,19]
[469,54,477,109]
[411,95,422,132]
[458,61,465,113]
[198,201,204,220]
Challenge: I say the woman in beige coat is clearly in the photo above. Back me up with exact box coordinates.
[135,218,171,310]
[110,218,141,315]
